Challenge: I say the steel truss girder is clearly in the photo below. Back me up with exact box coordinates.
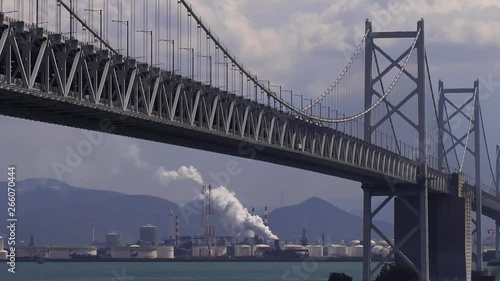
[0,20,453,191]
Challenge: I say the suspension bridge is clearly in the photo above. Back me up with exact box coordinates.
[0,1,499,280]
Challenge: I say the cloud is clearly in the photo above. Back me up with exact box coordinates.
[156,165,204,186]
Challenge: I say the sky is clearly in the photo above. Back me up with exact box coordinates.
[1,0,500,215]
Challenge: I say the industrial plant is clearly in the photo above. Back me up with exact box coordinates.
[2,184,394,262]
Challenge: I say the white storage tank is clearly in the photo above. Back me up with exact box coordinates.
[349,240,361,246]
[371,245,384,256]
[370,240,376,247]
[111,247,157,259]
[0,250,6,260]
[353,245,364,257]
[0,236,7,260]
[48,246,97,259]
[253,244,270,257]
[379,247,390,257]
[378,240,389,247]
[214,246,227,257]
[284,244,306,256]
[234,245,252,257]
[305,245,323,257]
[192,246,213,257]
[17,246,49,258]
[157,246,174,259]
[327,245,348,257]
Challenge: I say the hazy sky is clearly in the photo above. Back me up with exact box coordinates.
[1,0,500,213]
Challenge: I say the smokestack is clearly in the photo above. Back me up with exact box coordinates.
[175,216,179,248]
[264,206,268,227]
[252,207,255,216]
[92,223,95,244]
[274,239,281,251]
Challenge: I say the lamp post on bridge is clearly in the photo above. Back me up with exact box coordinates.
[180,47,195,80]
[257,80,270,106]
[137,30,153,66]
[199,55,212,85]
[112,20,129,58]
[270,85,282,110]
[159,39,175,74]
[84,8,102,50]
[281,89,292,113]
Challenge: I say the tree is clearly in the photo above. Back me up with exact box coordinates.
[328,272,353,281]
[374,263,418,281]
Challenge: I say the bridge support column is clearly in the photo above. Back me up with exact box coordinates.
[395,174,472,281]
[362,187,372,281]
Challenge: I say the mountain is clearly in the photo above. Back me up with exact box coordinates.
[0,179,219,245]
[268,197,393,244]
[0,179,394,245]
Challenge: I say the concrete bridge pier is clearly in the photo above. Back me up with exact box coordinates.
[362,174,472,281]
[394,174,472,281]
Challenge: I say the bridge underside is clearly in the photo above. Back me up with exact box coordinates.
[0,86,392,185]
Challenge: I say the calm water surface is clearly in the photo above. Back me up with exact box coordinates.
[1,262,500,281]
[0,262,362,281]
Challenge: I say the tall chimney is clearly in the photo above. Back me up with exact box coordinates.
[264,206,268,227]
[175,216,179,248]
[92,222,95,245]
[252,207,255,216]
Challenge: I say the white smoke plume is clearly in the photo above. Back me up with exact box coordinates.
[200,186,279,240]
[156,165,204,185]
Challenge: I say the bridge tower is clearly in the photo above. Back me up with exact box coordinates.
[362,19,429,281]
[437,80,480,273]
[496,145,500,262]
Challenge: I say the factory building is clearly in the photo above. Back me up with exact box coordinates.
[140,224,157,246]
[105,231,120,248]
[111,246,157,259]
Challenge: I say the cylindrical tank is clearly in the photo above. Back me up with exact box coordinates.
[370,240,376,247]
[349,240,361,246]
[192,246,212,257]
[305,245,323,257]
[214,246,227,257]
[378,240,389,247]
[379,247,390,257]
[0,236,4,250]
[371,245,384,256]
[157,246,174,259]
[327,245,348,257]
[353,245,363,257]
[0,250,7,260]
[234,245,252,257]
[48,246,97,259]
[284,244,306,256]
[253,244,270,257]
[106,231,120,248]
[111,247,157,259]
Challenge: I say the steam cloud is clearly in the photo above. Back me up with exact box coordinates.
[156,165,204,185]
[199,186,279,240]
